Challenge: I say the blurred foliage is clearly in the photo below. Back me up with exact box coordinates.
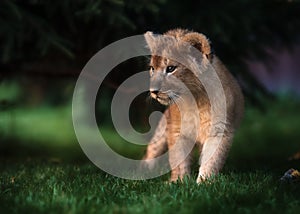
[1,95,300,162]
[0,0,164,64]
[0,0,300,103]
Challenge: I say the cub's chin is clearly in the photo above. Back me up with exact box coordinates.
[156,97,171,106]
[150,92,172,106]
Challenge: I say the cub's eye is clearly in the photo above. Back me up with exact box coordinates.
[166,66,177,74]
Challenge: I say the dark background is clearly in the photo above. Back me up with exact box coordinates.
[0,0,300,162]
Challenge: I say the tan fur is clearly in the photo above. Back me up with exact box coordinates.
[143,29,244,183]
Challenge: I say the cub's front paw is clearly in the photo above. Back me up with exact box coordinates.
[140,159,156,171]
[196,175,206,184]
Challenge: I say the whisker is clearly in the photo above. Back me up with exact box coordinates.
[171,92,184,104]
[169,92,183,106]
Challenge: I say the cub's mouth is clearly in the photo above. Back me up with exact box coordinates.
[150,90,174,106]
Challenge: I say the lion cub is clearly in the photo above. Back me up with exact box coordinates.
[143,29,244,183]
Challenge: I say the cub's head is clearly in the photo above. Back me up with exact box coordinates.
[144,29,213,105]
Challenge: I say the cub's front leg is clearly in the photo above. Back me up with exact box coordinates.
[197,133,233,183]
[168,135,194,182]
[167,106,198,182]
[142,113,168,169]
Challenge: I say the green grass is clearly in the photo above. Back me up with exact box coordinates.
[1,96,300,213]
[1,160,300,214]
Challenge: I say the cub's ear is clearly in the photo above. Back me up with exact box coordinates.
[183,32,213,59]
[144,31,156,52]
